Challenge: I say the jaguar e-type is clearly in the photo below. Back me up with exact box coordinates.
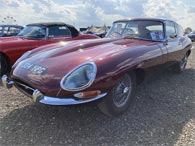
[2,18,193,116]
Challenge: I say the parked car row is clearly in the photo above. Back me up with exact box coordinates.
[1,18,194,116]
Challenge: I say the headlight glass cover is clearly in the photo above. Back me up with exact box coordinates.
[60,62,97,91]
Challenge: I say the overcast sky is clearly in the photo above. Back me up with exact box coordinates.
[0,0,195,29]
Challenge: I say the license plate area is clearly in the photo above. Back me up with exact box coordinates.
[20,62,47,75]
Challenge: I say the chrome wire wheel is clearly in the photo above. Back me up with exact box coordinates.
[172,53,189,74]
[112,74,132,108]
[180,55,188,71]
[97,72,136,117]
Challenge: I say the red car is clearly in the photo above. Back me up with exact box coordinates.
[0,22,99,76]
[2,18,193,116]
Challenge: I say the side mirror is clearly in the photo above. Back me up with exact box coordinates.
[169,34,177,38]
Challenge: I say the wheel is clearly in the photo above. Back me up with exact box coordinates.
[0,54,9,77]
[98,72,136,117]
[172,53,188,73]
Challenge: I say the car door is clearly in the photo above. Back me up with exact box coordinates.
[135,21,167,75]
[165,21,183,64]
[47,25,72,43]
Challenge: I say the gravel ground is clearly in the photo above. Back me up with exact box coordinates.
[0,43,195,146]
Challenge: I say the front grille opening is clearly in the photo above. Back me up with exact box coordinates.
[13,79,35,98]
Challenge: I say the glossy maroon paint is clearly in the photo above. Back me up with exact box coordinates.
[11,19,192,98]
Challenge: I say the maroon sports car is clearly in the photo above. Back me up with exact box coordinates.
[2,18,193,116]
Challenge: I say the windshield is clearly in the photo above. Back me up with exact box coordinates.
[106,20,164,41]
[17,26,46,39]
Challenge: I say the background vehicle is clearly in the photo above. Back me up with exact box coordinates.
[0,22,99,76]
[0,25,23,37]
[83,30,107,38]
[187,31,195,42]
[2,18,193,116]
[81,25,110,38]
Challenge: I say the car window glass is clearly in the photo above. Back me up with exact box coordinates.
[48,26,71,37]
[125,22,138,35]
[17,26,46,39]
[145,23,164,40]
[114,23,126,34]
[166,21,176,38]
[4,26,8,32]
[106,22,126,38]
[177,24,184,37]
[7,27,21,35]
[146,25,163,31]
[3,27,9,31]
[1,27,9,35]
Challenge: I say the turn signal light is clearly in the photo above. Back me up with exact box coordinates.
[74,90,101,98]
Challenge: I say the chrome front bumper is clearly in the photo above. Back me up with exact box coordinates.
[34,90,107,105]
[2,75,107,105]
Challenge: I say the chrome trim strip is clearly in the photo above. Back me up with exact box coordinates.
[38,93,107,105]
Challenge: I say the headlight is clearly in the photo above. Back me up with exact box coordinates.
[14,51,31,66]
[60,62,97,91]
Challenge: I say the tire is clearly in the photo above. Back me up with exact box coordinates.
[172,53,188,73]
[0,54,9,77]
[97,72,136,117]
